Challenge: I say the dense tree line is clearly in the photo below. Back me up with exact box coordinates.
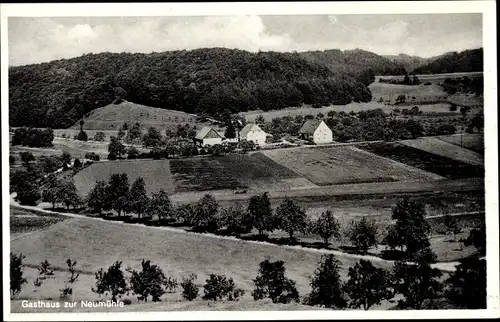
[9,48,382,128]
[413,48,483,74]
[258,108,425,142]
[440,76,484,96]
[11,127,54,147]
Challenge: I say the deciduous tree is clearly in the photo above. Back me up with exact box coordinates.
[92,261,128,302]
[247,192,275,236]
[252,260,299,304]
[445,258,486,309]
[304,254,346,308]
[344,259,393,310]
[275,197,308,240]
[311,210,341,245]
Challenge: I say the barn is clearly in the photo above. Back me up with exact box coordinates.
[298,119,333,144]
[239,123,267,146]
[194,127,223,147]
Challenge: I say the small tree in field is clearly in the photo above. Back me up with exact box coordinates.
[92,261,128,302]
[10,253,27,298]
[393,260,442,310]
[202,274,245,301]
[192,194,219,232]
[247,192,275,236]
[311,210,341,245]
[181,274,199,301]
[105,173,130,216]
[60,259,80,300]
[146,189,174,221]
[463,221,486,256]
[344,259,393,310]
[86,181,108,214]
[304,254,346,308]
[216,203,252,235]
[445,258,486,309]
[128,177,149,219]
[349,217,378,254]
[385,198,433,261]
[275,197,308,240]
[252,260,299,304]
[128,259,167,302]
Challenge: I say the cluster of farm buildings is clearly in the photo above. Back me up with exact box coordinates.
[194,119,333,147]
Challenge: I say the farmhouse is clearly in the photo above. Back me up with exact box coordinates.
[194,127,223,147]
[239,123,267,146]
[299,119,333,144]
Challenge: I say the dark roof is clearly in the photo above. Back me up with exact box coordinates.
[299,119,322,134]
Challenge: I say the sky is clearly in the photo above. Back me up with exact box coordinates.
[8,14,482,66]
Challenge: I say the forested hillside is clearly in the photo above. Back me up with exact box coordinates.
[383,54,431,73]
[413,48,483,74]
[300,49,407,85]
[9,48,380,129]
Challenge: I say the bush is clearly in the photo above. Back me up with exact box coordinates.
[449,104,458,111]
[94,131,106,142]
[73,158,82,169]
[436,124,457,135]
[85,152,100,161]
[108,153,117,161]
[202,274,245,301]
[60,259,79,300]
[252,260,299,304]
[122,299,132,305]
[128,259,167,302]
[181,274,199,301]
[127,147,140,159]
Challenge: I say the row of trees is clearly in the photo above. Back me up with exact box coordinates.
[379,73,421,86]
[11,127,54,147]
[257,108,425,142]
[83,176,486,264]
[11,252,486,310]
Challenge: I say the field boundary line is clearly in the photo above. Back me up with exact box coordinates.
[10,202,479,273]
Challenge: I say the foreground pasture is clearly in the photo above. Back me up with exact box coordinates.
[262,145,442,186]
[9,213,398,312]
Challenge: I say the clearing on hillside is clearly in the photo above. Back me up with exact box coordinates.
[400,136,484,166]
[358,142,484,179]
[436,133,484,154]
[170,153,314,193]
[69,100,219,132]
[261,145,443,186]
[73,159,176,197]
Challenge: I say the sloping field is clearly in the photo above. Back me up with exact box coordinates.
[369,82,448,104]
[400,137,484,166]
[359,142,484,179]
[52,137,110,159]
[437,133,484,154]
[10,206,67,239]
[262,145,443,186]
[10,218,395,310]
[73,159,176,197]
[170,154,315,192]
[70,100,198,131]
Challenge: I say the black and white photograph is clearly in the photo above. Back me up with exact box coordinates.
[1,1,498,320]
